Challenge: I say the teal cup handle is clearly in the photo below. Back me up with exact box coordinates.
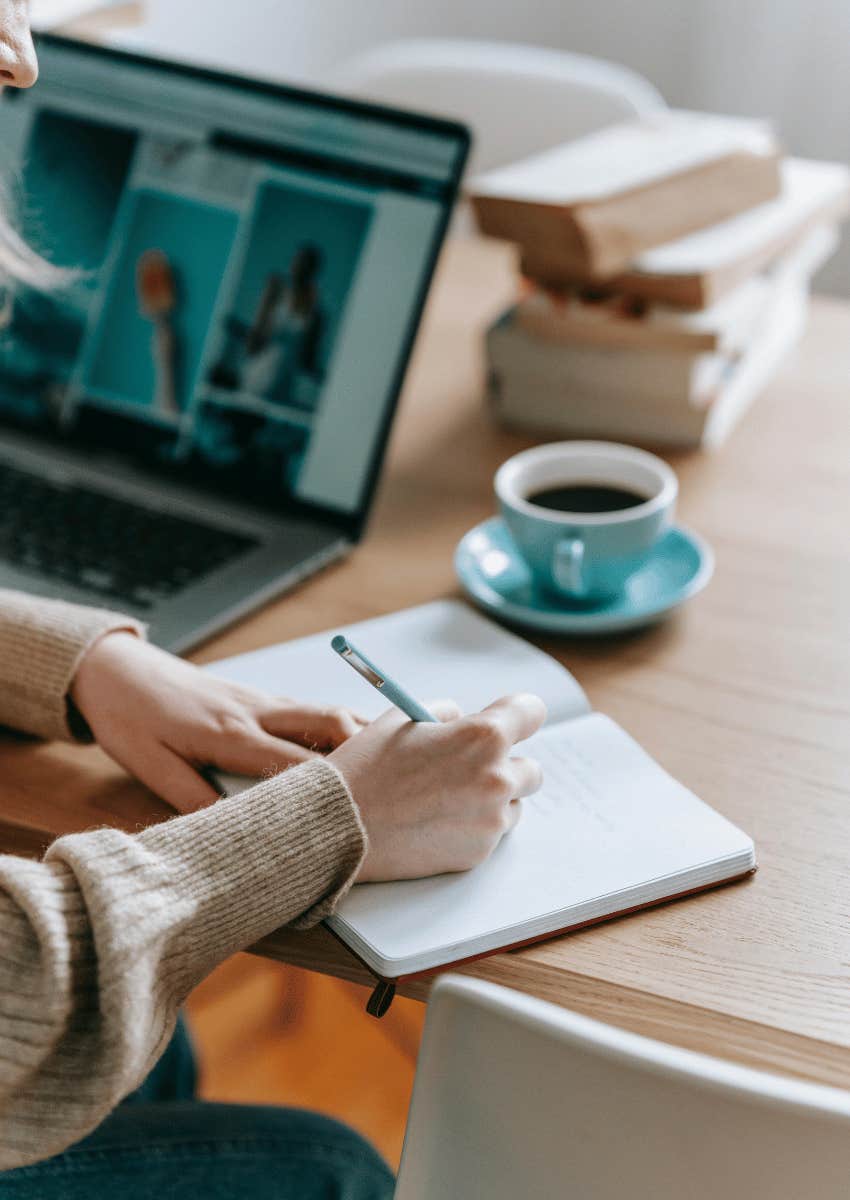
[494,441,679,602]
[553,536,585,597]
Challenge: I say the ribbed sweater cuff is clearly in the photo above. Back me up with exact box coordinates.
[0,589,145,742]
[45,760,366,1002]
[135,758,367,954]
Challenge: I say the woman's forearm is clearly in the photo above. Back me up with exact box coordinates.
[0,758,365,1169]
[0,588,144,741]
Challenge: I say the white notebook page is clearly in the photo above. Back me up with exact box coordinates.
[331,712,754,977]
[207,599,589,725]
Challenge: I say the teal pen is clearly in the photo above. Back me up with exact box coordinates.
[331,635,437,723]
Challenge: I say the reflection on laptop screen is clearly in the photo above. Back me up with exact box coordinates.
[0,38,467,521]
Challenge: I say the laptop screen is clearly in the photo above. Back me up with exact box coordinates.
[0,36,468,531]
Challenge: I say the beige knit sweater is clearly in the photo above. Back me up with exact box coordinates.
[0,589,367,1170]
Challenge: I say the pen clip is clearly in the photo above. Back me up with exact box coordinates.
[333,638,385,689]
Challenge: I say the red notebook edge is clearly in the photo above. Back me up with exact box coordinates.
[327,862,758,1018]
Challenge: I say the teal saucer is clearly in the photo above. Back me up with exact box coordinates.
[455,516,714,635]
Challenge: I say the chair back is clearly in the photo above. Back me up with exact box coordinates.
[335,38,665,175]
[395,974,850,1199]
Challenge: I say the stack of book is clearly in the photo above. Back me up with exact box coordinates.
[470,112,850,448]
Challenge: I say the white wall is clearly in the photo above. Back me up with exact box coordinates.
[124,0,697,89]
[122,0,850,294]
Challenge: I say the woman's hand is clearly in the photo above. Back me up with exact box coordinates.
[329,693,547,881]
[70,631,366,813]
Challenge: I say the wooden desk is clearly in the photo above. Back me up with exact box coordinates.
[2,238,849,1088]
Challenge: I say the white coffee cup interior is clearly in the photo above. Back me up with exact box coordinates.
[496,442,677,524]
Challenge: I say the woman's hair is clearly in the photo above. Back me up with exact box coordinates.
[0,181,69,296]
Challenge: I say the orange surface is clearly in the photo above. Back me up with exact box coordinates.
[186,955,424,1169]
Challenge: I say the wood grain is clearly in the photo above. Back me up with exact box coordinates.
[2,236,849,1089]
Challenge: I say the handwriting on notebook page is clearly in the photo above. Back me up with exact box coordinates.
[524,730,617,834]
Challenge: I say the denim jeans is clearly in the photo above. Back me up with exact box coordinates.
[0,1019,395,1199]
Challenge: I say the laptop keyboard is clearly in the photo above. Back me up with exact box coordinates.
[0,462,259,611]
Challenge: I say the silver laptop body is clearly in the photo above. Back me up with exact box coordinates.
[0,36,469,651]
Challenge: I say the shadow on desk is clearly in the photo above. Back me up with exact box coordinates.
[0,732,172,856]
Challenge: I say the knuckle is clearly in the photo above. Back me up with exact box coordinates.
[473,804,508,843]
[480,765,512,802]
[214,709,251,738]
[228,682,263,707]
[463,715,506,754]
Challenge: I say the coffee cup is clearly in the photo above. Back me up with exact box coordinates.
[495,441,677,601]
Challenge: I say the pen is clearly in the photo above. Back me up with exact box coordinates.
[331,635,437,723]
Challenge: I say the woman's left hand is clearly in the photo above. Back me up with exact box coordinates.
[70,631,367,813]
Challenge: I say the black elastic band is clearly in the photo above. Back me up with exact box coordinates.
[366,980,396,1018]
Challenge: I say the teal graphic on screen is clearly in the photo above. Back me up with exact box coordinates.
[84,191,239,416]
[0,40,458,516]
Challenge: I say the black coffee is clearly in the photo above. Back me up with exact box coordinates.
[527,483,649,514]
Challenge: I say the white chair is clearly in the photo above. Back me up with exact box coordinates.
[335,39,665,176]
[395,974,850,1199]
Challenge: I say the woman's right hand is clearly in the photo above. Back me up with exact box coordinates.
[328,693,546,882]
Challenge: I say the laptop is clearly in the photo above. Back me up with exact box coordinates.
[0,35,469,651]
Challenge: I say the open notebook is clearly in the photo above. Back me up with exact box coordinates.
[208,601,756,993]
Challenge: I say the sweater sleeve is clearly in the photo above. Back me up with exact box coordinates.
[0,589,145,742]
[0,758,367,1169]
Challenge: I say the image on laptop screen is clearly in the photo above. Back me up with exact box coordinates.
[0,37,467,525]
